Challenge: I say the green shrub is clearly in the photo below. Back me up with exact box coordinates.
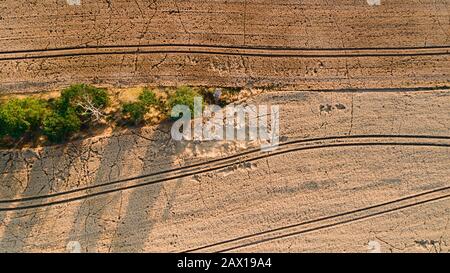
[122,102,147,125]
[60,84,109,120]
[0,98,48,139]
[138,88,159,107]
[120,89,163,125]
[61,84,109,108]
[167,86,200,117]
[42,108,81,143]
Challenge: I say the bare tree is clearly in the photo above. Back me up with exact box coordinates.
[75,94,106,122]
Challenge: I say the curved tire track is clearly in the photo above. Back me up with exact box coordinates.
[0,135,449,211]
[184,187,450,253]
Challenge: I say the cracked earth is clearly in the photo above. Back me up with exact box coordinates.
[0,0,449,252]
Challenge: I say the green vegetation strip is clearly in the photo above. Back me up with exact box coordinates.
[0,84,240,148]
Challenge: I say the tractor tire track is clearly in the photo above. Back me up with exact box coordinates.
[184,187,450,253]
[0,135,449,211]
[1,44,450,61]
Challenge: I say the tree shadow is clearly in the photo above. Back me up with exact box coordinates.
[108,121,183,252]
[0,146,78,252]
[0,119,203,252]
[65,121,184,252]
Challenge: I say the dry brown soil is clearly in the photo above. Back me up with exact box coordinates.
[0,0,449,252]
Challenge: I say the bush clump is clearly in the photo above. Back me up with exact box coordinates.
[138,88,159,107]
[42,108,81,143]
[0,98,49,139]
[167,86,200,117]
[60,84,109,122]
[121,102,147,126]
[121,88,161,125]
[40,84,109,142]
[0,84,110,144]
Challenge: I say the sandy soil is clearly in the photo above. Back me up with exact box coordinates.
[0,0,449,93]
[0,90,449,252]
[0,1,449,253]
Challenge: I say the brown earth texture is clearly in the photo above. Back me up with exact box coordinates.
[0,0,449,253]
